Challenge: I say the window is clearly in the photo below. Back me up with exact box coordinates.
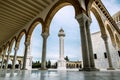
[104,52,107,58]
[94,54,97,59]
[118,51,120,57]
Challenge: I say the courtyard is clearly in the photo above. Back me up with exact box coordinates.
[0,0,120,80]
[0,69,120,80]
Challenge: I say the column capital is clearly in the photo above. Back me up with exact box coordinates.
[86,17,92,25]
[24,41,30,47]
[14,47,18,51]
[8,50,11,54]
[2,53,4,56]
[75,13,90,23]
[41,32,49,39]
[101,34,108,41]
[75,13,92,29]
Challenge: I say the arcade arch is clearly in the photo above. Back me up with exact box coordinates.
[22,18,44,70]
[26,18,44,42]
[90,5,106,35]
[115,34,120,49]
[44,0,83,33]
[47,5,81,65]
[105,23,116,46]
[30,24,42,64]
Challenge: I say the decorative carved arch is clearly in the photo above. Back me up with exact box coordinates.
[115,34,120,48]
[5,41,10,51]
[45,0,84,33]
[0,45,5,56]
[105,22,116,45]
[0,45,5,55]
[26,18,44,42]
[1,45,5,51]
[91,4,106,35]
[16,29,26,48]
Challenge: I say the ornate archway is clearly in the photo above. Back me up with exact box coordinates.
[45,0,83,33]
[91,4,106,35]
[16,29,26,48]
[26,18,44,42]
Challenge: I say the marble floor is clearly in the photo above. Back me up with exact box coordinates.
[0,69,120,80]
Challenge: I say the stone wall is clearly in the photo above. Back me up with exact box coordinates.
[91,31,120,69]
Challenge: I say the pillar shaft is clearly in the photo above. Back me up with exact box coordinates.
[59,37,64,60]
[1,50,5,69]
[86,19,96,69]
[12,47,18,69]
[102,35,114,70]
[76,13,90,71]
[41,32,49,70]
[22,41,30,69]
[5,50,11,69]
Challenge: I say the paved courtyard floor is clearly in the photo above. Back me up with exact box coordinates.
[0,69,120,80]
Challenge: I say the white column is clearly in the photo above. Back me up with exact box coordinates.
[57,28,66,70]
[22,41,32,70]
[1,50,5,69]
[12,47,18,69]
[101,34,114,70]
[41,32,49,70]
[5,50,11,69]
[76,13,91,71]
[59,36,64,60]
[86,19,99,71]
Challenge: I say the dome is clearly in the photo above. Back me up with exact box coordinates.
[59,28,64,32]
[58,28,65,37]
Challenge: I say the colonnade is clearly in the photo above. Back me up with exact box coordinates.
[0,12,115,71]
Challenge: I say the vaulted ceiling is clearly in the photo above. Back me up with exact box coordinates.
[0,0,55,45]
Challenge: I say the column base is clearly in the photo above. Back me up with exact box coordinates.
[57,67,66,70]
[57,59,66,70]
[79,67,91,71]
[90,68,99,71]
[11,66,15,70]
[79,68,99,71]
[40,68,48,70]
[107,67,115,70]
[21,68,28,70]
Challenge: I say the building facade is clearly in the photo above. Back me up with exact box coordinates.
[66,61,82,69]
[91,11,120,69]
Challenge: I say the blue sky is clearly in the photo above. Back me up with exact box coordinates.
[9,0,120,63]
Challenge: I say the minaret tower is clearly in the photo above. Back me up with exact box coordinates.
[57,28,66,70]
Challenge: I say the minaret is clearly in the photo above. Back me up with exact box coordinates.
[57,28,66,70]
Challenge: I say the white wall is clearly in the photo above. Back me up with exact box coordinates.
[91,31,120,69]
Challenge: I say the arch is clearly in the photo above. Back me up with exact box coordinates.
[1,45,5,55]
[1,45,5,52]
[105,22,116,45]
[90,4,106,35]
[26,18,44,42]
[0,45,5,56]
[45,0,83,33]
[115,34,120,48]
[5,41,10,51]
[16,29,26,48]
[9,37,16,51]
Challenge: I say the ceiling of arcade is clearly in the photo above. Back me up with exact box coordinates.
[0,0,56,46]
[0,0,90,47]
[0,0,119,48]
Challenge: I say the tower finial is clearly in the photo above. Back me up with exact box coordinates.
[58,28,65,37]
